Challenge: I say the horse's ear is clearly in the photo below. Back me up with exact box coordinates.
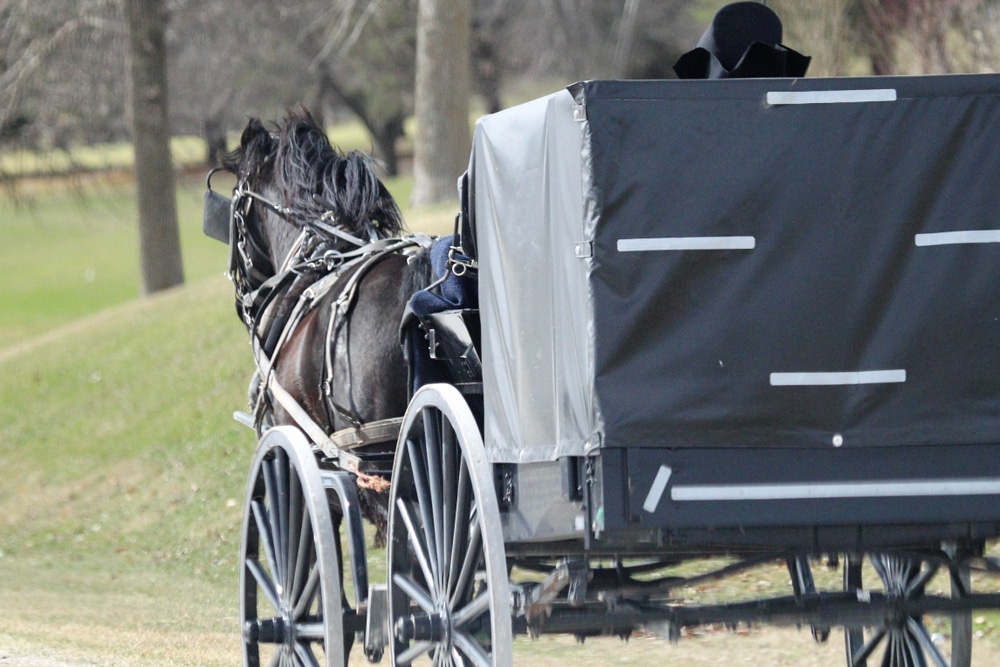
[222,118,276,175]
[241,118,274,152]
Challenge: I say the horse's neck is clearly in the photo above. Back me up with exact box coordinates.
[262,216,304,273]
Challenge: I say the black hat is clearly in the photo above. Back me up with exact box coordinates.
[673,2,811,79]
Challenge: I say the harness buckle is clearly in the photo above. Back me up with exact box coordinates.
[323,249,344,271]
[447,245,477,277]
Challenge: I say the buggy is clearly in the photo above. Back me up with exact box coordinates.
[225,72,1000,667]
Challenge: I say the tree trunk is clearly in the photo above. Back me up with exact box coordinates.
[126,0,184,295]
[410,0,471,208]
[203,117,227,167]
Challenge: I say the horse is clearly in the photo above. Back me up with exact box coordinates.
[215,110,433,542]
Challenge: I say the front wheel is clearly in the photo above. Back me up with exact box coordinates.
[387,384,512,666]
[240,426,346,667]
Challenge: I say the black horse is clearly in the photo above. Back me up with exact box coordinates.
[216,111,432,541]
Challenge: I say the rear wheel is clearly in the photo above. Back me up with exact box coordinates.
[843,553,972,667]
[241,426,346,667]
[387,384,512,666]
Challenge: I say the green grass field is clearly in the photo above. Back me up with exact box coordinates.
[0,154,455,665]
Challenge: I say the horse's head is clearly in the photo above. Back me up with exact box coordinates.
[216,111,404,320]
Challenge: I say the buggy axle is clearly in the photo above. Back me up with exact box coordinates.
[523,591,1000,638]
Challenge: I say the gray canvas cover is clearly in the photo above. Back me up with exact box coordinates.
[472,75,1000,463]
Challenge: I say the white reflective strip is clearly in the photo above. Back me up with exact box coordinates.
[671,478,1000,502]
[617,236,755,252]
[770,370,906,386]
[766,89,897,105]
[642,465,673,513]
[916,230,1000,246]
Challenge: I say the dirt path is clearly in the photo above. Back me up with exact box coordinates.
[0,653,90,667]
[6,622,999,666]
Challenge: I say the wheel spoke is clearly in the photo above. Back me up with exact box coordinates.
[853,627,887,666]
[451,518,482,609]
[453,629,492,667]
[293,561,321,619]
[448,459,471,599]
[442,423,457,590]
[247,556,281,612]
[276,450,291,592]
[871,555,893,589]
[396,640,434,665]
[263,456,287,587]
[453,589,491,628]
[393,572,436,614]
[293,641,321,667]
[285,467,304,597]
[408,437,440,580]
[906,617,947,667]
[290,508,313,606]
[423,408,445,594]
[905,562,939,599]
[252,499,281,588]
[397,498,438,597]
[902,626,926,667]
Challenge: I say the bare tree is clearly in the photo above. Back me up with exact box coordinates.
[304,0,416,176]
[770,0,857,77]
[410,0,471,207]
[0,0,128,151]
[851,0,981,74]
[127,0,184,294]
[961,0,1000,71]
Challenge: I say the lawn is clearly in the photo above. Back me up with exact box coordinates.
[0,150,453,665]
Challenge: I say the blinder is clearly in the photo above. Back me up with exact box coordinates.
[203,167,233,244]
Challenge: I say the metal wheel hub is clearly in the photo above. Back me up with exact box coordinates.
[395,606,452,644]
[243,617,288,644]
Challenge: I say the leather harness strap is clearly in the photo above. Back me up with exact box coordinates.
[230,178,434,456]
[249,233,433,454]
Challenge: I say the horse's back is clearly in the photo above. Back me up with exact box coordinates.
[273,246,431,433]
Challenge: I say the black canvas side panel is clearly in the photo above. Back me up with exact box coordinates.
[585,76,1000,450]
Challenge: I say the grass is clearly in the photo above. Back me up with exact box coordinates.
[0,277,249,666]
[0,171,454,349]
[0,153,453,665]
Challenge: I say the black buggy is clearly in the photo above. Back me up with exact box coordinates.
[228,72,1000,667]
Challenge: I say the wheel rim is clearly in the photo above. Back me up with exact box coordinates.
[240,426,345,667]
[388,384,512,667]
[843,553,971,667]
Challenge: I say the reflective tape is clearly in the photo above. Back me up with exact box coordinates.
[617,236,756,252]
[770,370,906,386]
[916,230,1000,246]
[671,478,1000,502]
[767,89,897,105]
[642,465,673,513]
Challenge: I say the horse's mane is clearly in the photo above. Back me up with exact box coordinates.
[223,110,404,241]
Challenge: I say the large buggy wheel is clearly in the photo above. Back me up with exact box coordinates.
[240,426,347,667]
[843,553,973,667]
[387,384,513,666]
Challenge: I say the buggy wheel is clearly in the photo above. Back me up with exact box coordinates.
[387,384,512,666]
[240,426,346,667]
[843,553,972,667]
